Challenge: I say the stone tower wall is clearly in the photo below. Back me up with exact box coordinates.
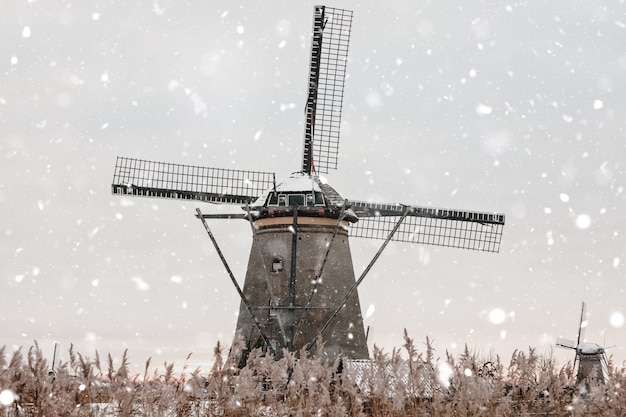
[231,216,369,364]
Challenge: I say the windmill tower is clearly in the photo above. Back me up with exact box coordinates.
[556,302,607,384]
[111,6,505,366]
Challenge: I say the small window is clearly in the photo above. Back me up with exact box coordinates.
[271,257,284,273]
[288,194,305,206]
[314,191,325,206]
[278,195,287,206]
[269,298,280,317]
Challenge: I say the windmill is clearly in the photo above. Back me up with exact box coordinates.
[556,302,608,384]
[111,6,505,366]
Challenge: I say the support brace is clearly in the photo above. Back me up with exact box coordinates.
[292,204,347,346]
[195,208,276,357]
[306,206,412,352]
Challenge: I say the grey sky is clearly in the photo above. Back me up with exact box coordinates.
[2,0,625,373]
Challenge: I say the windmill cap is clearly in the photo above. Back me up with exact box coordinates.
[251,171,342,208]
[274,172,324,192]
[578,342,604,355]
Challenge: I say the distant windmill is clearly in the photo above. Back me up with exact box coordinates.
[111,5,505,366]
[556,302,607,384]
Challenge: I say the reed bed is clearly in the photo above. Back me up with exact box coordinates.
[1,331,624,416]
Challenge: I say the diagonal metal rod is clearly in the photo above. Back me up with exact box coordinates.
[293,204,347,345]
[306,206,412,352]
[287,208,299,351]
[195,208,275,357]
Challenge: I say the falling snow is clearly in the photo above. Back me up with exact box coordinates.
[1,0,625,376]
[610,312,624,328]
[436,362,453,388]
[575,214,591,230]
[0,390,16,406]
[132,277,151,291]
[475,104,492,115]
[488,309,506,325]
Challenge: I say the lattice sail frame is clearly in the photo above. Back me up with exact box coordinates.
[556,337,577,350]
[556,302,588,351]
[302,6,353,174]
[349,201,505,253]
[111,156,275,204]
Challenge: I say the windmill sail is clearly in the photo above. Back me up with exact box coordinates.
[302,6,353,174]
[349,201,505,253]
[112,156,274,204]
[577,301,587,347]
[556,337,577,350]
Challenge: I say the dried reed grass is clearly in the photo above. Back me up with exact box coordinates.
[1,332,624,416]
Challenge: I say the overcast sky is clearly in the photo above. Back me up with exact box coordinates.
[2,0,625,374]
